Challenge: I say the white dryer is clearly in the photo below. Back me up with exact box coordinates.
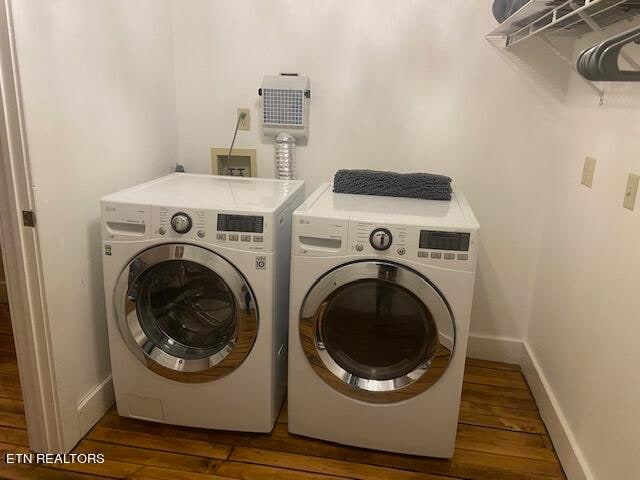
[288,183,479,457]
[101,173,304,432]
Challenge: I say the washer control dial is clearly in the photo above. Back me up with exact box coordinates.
[171,212,192,234]
[370,228,393,251]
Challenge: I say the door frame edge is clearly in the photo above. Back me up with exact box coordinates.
[0,0,65,453]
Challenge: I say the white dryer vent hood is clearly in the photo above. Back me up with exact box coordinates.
[259,74,311,141]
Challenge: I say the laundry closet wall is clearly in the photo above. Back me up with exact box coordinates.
[10,0,178,450]
[170,0,564,346]
[526,24,640,480]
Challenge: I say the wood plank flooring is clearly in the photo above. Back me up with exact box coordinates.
[0,303,566,479]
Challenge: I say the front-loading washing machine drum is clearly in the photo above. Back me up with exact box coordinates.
[299,260,455,404]
[114,243,258,383]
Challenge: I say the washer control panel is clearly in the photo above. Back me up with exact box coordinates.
[151,206,269,252]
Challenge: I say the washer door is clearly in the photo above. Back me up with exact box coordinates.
[114,244,258,383]
[300,260,454,403]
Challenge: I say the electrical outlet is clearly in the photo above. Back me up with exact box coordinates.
[623,173,639,211]
[237,108,250,131]
[581,156,596,188]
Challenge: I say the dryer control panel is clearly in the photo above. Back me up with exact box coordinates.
[292,214,477,272]
[348,221,477,272]
[346,221,476,271]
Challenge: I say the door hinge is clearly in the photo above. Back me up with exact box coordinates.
[22,210,36,227]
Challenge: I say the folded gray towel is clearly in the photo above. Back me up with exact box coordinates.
[333,169,452,201]
[492,0,529,23]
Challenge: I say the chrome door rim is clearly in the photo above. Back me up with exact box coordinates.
[114,243,258,383]
[300,260,455,403]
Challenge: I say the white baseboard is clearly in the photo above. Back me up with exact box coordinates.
[76,375,115,436]
[466,334,592,480]
[521,342,593,480]
[466,333,525,364]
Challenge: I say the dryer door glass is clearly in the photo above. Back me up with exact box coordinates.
[133,260,237,360]
[115,244,258,383]
[320,279,437,381]
[300,260,454,403]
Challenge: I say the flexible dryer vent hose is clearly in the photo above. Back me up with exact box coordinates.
[275,133,296,180]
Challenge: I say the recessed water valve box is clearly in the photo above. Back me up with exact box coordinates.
[211,147,257,177]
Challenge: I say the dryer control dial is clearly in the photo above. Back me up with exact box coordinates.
[171,212,192,234]
[370,228,393,251]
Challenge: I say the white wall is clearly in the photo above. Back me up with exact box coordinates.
[526,27,640,480]
[171,0,562,341]
[11,0,177,450]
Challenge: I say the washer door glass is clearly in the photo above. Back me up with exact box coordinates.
[133,260,237,360]
[300,261,454,403]
[115,244,258,383]
[320,279,438,381]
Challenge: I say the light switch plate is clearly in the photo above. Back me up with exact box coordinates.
[581,156,596,188]
[623,173,639,211]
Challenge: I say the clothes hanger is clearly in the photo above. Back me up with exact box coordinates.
[577,26,640,81]
[598,28,640,81]
[578,45,598,81]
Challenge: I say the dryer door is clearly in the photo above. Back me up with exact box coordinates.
[114,244,258,383]
[300,260,454,403]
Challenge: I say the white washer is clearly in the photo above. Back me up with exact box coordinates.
[288,183,479,457]
[101,173,304,432]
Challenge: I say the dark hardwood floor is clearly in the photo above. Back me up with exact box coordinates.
[0,303,566,479]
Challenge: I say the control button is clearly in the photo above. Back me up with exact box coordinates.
[444,253,456,260]
[457,254,469,261]
[216,233,226,241]
[241,235,251,242]
[158,226,166,235]
[170,212,192,234]
[431,252,442,259]
[418,251,429,258]
[397,247,406,256]
[355,243,364,252]
[229,234,239,241]
[197,230,205,239]
[253,235,263,243]
[370,228,393,251]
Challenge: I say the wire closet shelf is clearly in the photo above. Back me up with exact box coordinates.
[487,0,640,47]
[487,0,640,101]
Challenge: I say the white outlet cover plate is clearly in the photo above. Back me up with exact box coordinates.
[238,108,250,131]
